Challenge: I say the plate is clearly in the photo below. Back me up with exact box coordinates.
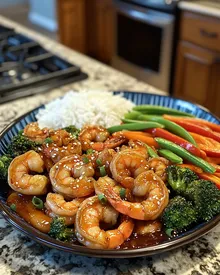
[1,91,220,258]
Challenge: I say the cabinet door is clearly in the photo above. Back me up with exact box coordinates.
[174,41,220,115]
[57,0,86,53]
[87,0,114,64]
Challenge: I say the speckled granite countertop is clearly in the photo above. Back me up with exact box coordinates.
[0,15,220,275]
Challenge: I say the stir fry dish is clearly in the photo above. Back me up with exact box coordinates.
[1,104,220,250]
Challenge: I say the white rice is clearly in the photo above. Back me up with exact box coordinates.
[36,90,135,129]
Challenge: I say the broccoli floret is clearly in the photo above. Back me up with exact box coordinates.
[48,217,75,242]
[185,180,220,222]
[162,196,198,233]
[63,125,80,139]
[167,165,198,194]
[7,132,40,158]
[0,155,13,180]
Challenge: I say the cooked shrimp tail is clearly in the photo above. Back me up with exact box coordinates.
[105,170,169,220]
[8,150,49,195]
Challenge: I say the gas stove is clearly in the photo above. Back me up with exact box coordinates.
[0,26,87,104]
[121,0,180,14]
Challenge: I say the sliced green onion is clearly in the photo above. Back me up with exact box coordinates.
[18,130,24,136]
[44,137,53,144]
[86,149,94,155]
[165,228,174,237]
[119,188,126,199]
[10,203,16,211]
[82,156,89,164]
[99,165,106,177]
[98,194,107,205]
[32,196,44,210]
[96,158,102,166]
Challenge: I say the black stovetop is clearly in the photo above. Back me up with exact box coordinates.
[120,0,180,14]
[0,25,87,104]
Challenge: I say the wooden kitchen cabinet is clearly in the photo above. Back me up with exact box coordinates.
[57,0,114,64]
[57,0,86,53]
[87,0,114,63]
[174,12,220,116]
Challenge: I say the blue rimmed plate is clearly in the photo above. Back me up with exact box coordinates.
[0,91,220,258]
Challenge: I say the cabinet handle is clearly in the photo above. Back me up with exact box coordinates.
[200,29,218,39]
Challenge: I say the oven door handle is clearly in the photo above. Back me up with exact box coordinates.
[114,0,174,27]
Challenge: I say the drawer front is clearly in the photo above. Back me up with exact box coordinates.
[181,12,220,52]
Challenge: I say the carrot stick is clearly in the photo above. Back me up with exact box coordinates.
[178,164,203,174]
[199,173,220,189]
[122,131,159,148]
[163,115,220,133]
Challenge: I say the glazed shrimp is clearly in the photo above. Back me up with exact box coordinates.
[75,196,134,249]
[134,220,162,235]
[46,193,84,217]
[7,192,52,233]
[148,157,169,181]
[8,150,48,195]
[95,176,133,202]
[45,202,76,226]
[104,170,169,220]
[78,125,110,151]
[49,155,95,199]
[110,150,149,189]
[23,122,49,143]
[42,129,82,164]
[95,148,116,176]
[122,140,148,159]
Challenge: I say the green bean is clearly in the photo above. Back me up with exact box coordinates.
[133,105,195,117]
[155,138,215,173]
[145,144,158,158]
[137,115,197,146]
[158,149,183,164]
[107,122,164,134]
[124,111,142,120]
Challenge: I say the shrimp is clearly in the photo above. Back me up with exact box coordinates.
[75,196,134,249]
[127,140,148,158]
[95,176,133,202]
[78,125,110,151]
[45,202,76,226]
[104,170,169,220]
[148,157,169,181]
[8,150,48,195]
[45,193,84,217]
[110,150,149,189]
[95,148,116,176]
[134,220,162,235]
[42,129,82,164]
[49,155,95,199]
[7,192,52,233]
[104,134,126,150]
[23,122,49,143]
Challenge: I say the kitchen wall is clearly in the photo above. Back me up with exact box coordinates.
[28,0,57,32]
[0,0,28,7]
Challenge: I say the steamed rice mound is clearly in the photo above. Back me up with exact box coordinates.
[36,90,135,129]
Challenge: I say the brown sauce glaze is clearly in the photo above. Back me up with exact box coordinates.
[118,230,168,250]
[7,192,52,233]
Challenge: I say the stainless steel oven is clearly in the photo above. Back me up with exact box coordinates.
[111,0,175,92]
